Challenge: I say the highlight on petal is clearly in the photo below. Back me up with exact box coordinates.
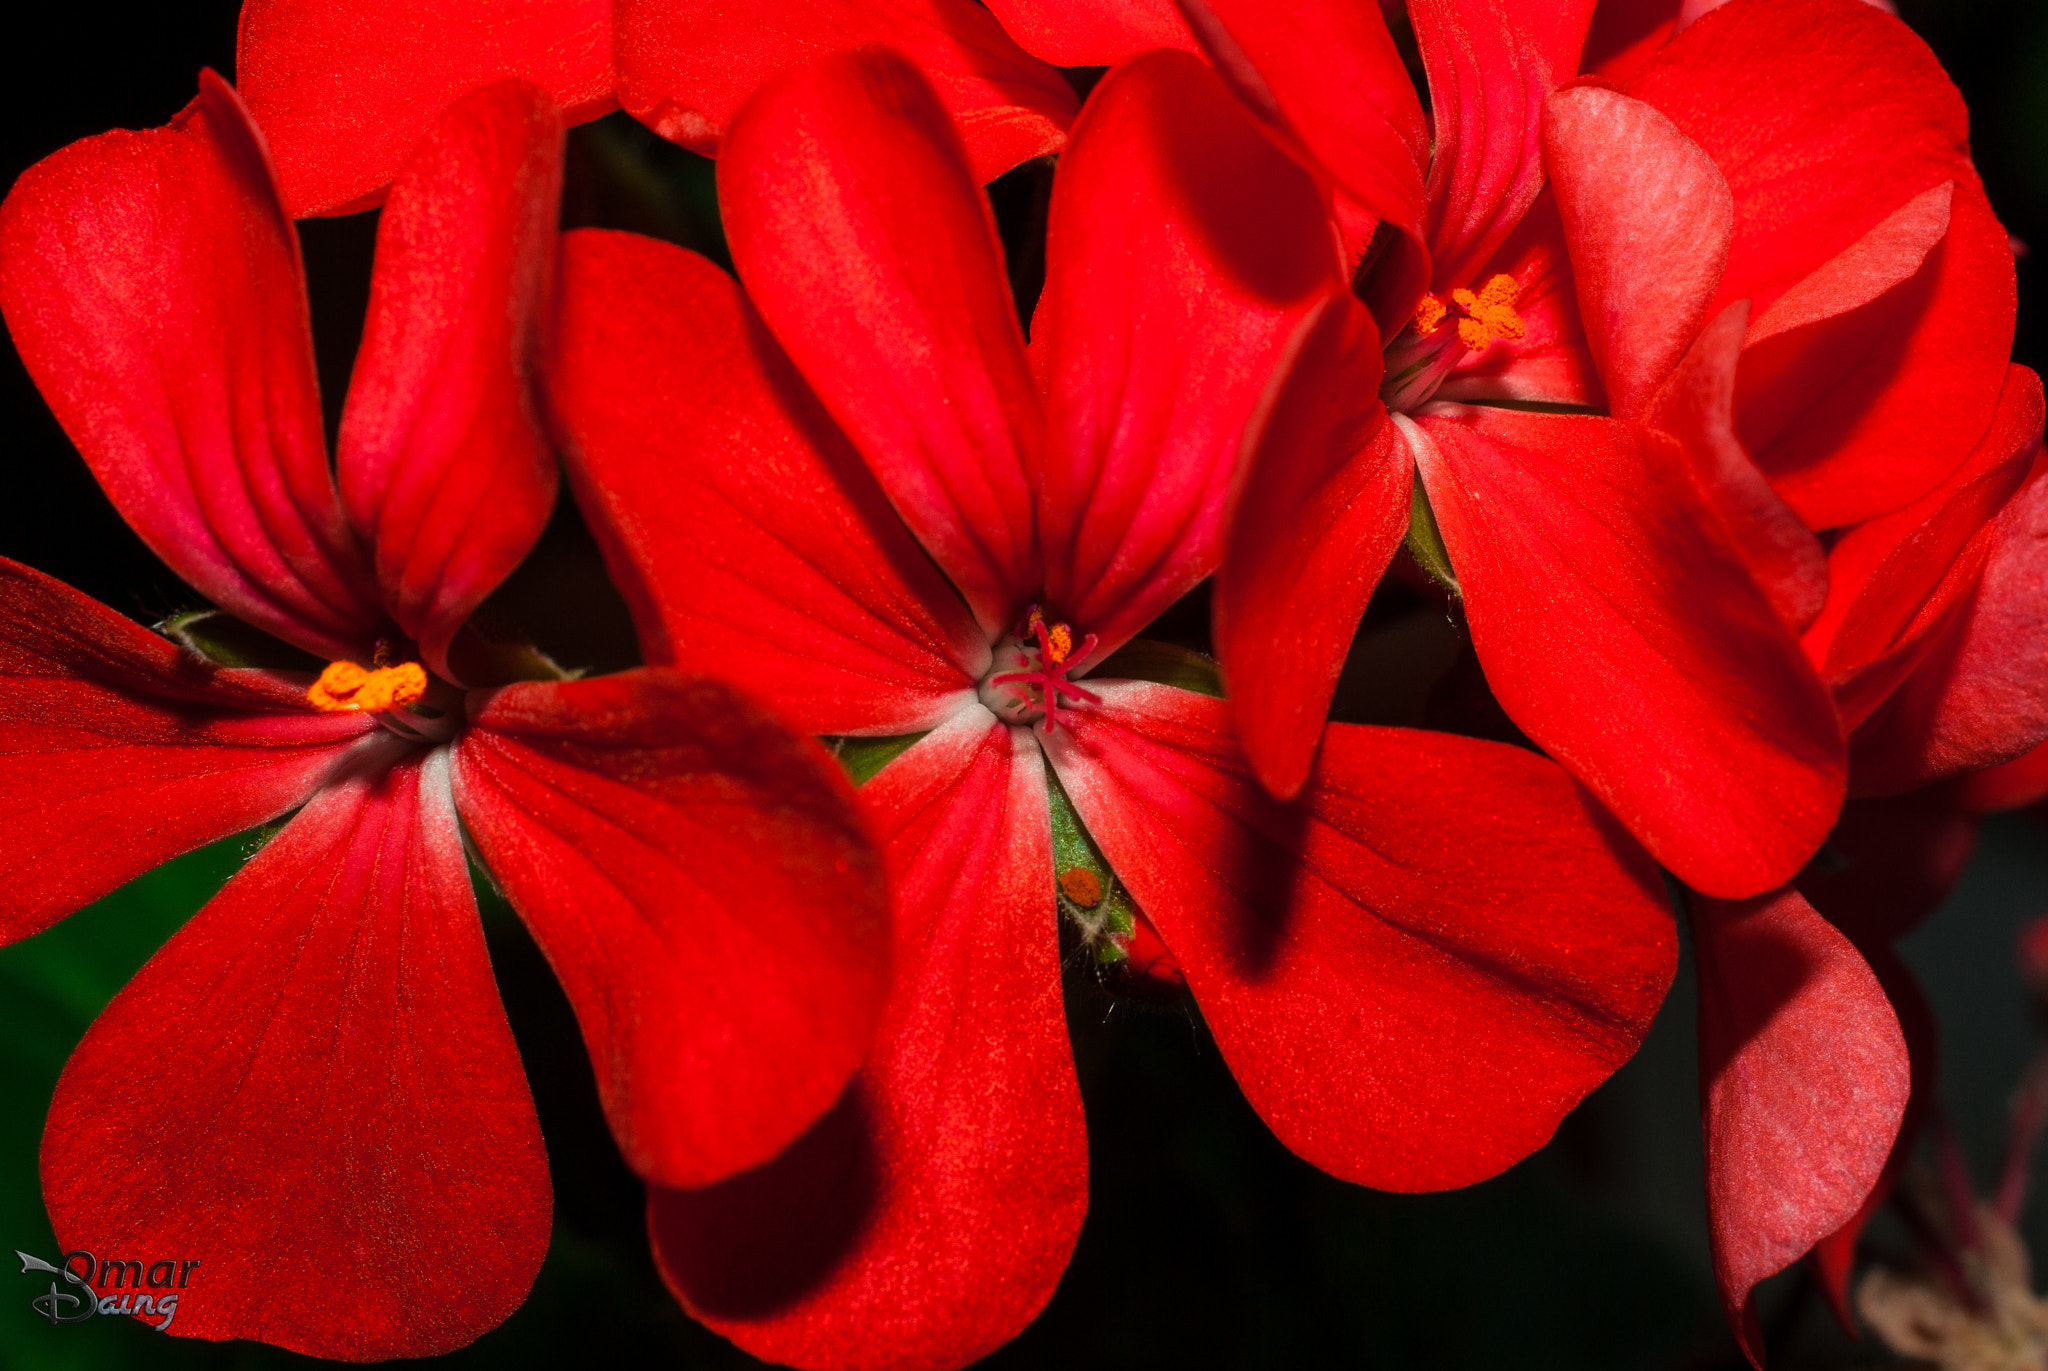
[237,0,614,216]
[43,750,550,1359]
[1216,294,1408,800]
[1849,463,2048,795]
[453,669,891,1187]
[652,708,1087,1371]
[548,228,987,734]
[0,72,383,662]
[721,48,1041,639]
[614,0,1078,183]
[1652,302,1828,632]
[983,0,1198,65]
[1411,404,1844,898]
[1411,0,1599,294]
[0,559,373,945]
[1692,886,1909,1365]
[338,81,563,684]
[1034,51,1344,662]
[1542,82,1731,422]
[1046,682,1675,1191]
[1183,0,1430,329]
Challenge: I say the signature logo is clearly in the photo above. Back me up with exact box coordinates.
[16,1249,197,1333]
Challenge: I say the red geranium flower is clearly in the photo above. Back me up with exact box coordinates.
[548,48,1678,1370]
[1094,0,1846,904]
[995,1,2027,1360]
[1598,5,2044,1353]
[0,74,889,1358]
[233,0,1080,216]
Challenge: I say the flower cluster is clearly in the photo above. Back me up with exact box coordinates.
[0,0,2040,1366]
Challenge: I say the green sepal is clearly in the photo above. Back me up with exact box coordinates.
[1091,638,1225,698]
[1045,763,1142,948]
[826,732,928,786]
[1404,470,1461,597]
[156,609,323,671]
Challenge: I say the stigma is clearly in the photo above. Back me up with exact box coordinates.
[983,606,1101,734]
[308,659,428,713]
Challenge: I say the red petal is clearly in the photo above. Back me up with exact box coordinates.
[1693,886,1909,1365]
[1034,52,1343,660]
[1542,83,1730,422]
[721,49,1041,639]
[236,0,613,216]
[0,73,382,661]
[1215,295,1408,800]
[1807,936,1934,1334]
[1625,0,2012,529]
[1184,0,1430,329]
[983,0,1198,65]
[1956,739,2048,813]
[1412,404,1844,897]
[453,669,891,1187]
[1624,0,1974,323]
[0,558,372,945]
[1805,366,2044,725]
[1583,0,1679,81]
[1412,0,1599,293]
[1849,463,2048,794]
[337,82,563,684]
[44,751,550,1359]
[1733,179,2015,529]
[1046,682,1674,1190]
[650,707,1087,1371]
[1652,302,1829,631]
[614,0,1077,184]
[547,228,986,734]
[1797,792,1980,946]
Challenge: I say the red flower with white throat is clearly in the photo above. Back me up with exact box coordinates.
[0,72,889,1359]
[549,48,1678,1371]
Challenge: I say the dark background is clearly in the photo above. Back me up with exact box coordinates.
[3,3,2047,1368]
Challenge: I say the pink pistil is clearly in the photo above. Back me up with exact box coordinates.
[990,618,1100,734]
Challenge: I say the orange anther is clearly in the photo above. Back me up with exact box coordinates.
[308,659,428,713]
[1046,623,1073,666]
[1059,868,1104,908]
[1467,273,1525,342]
[1413,293,1449,336]
[1436,273,1525,352]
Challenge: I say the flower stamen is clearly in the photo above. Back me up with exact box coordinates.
[988,607,1100,734]
[1412,273,1526,352]
[308,659,428,713]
